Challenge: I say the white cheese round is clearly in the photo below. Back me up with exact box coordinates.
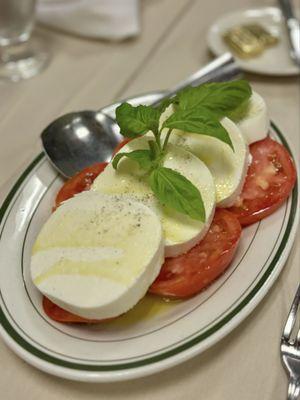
[232,91,269,144]
[92,138,216,258]
[31,192,164,319]
[159,106,249,208]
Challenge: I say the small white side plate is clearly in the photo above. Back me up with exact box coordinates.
[207,7,300,76]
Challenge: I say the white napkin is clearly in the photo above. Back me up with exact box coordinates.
[36,0,140,41]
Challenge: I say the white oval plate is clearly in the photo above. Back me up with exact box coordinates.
[0,93,298,382]
[207,7,300,76]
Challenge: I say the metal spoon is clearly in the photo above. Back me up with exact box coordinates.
[41,53,241,178]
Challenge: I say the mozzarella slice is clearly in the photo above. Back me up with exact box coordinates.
[31,192,164,319]
[159,107,249,208]
[92,137,216,258]
[231,91,269,144]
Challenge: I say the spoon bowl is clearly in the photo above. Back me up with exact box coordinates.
[41,110,121,178]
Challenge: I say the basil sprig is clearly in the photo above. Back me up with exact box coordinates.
[116,103,160,137]
[113,80,252,221]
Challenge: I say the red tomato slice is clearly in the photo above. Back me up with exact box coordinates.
[43,297,104,323]
[54,162,108,209]
[149,209,242,298]
[44,211,241,321]
[229,137,296,226]
[112,138,131,156]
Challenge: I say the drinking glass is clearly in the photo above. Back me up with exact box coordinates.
[0,0,49,81]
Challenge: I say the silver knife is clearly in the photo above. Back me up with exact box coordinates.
[278,0,300,67]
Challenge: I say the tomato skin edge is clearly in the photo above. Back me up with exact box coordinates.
[149,242,239,299]
[236,196,293,226]
[229,137,297,226]
[149,210,242,298]
[43,297,115,324]
[111,138,131,157]
[54,162,108,210]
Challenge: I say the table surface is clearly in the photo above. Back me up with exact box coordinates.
[0,0,299,399]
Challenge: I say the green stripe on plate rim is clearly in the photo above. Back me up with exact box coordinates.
[0,122,298,372]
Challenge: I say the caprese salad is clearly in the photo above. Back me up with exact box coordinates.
[31,80,297,324]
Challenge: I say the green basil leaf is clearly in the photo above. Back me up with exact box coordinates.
[115,103,160,138]
[177,80,252,117]
[112,149,153,171]
[162,107,233,149]
[155,97,175,113]
[148,140,160,159]
[227,98,250,122]
[150,167,206,221]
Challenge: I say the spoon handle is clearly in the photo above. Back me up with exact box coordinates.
[150,52,242,107]
[101,53,242,117]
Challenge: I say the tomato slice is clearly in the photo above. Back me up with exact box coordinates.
[54,162,108,209]
[43,297,105,323]
[149,209,242,298]
[112,138,131,156]
[229,137,296,226]
[44,211,241,321]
